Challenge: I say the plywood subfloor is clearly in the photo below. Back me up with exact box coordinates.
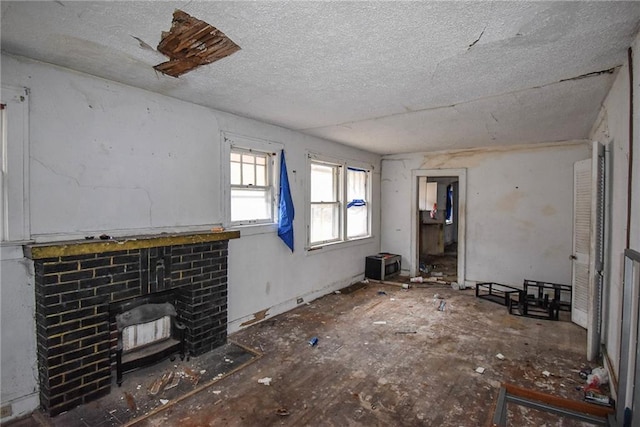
[130,283,593,426]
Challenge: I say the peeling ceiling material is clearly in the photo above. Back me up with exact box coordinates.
[154,9,240,77]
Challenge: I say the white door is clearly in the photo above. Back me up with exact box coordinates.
[572,142,605,361]
[572,158,591,329]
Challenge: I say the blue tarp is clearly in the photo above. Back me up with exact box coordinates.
[278,150,295,252]
[347,199,366,208]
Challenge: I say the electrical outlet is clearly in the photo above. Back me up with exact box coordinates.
[1,404,12,418]
[296,297,303,304]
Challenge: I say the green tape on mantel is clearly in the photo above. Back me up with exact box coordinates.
[25,230,240,259]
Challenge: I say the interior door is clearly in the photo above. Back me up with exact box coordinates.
[572,142,605,361]
[572,158,591,329]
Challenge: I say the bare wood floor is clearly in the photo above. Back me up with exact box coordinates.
[132,283,591,427]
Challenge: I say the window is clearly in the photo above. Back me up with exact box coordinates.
[346,167,369,239]
[223,133,281,227]
[310,162,340,244]
[308,155,371,248]
[1,86,29,242]
[230,149,272,223]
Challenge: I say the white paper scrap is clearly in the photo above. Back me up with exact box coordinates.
[258,377,272,386]
[475,367,485,374]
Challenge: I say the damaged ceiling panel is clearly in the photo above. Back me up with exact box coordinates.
[154,9,240,77]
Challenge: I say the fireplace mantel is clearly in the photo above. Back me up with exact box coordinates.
[25,230,240,259]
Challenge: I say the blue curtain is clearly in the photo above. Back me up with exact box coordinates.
[446,184,453,222]
[278,150,295,252]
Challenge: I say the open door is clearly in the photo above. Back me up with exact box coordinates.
[410,169,466,286]
[571,142,605,361]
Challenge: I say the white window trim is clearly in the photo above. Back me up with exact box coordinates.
[1,85,30,244]
[306,152,372,250]
[220,132,283,231]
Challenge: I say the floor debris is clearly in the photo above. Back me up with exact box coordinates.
[124,392,137,411]
[475,367,486,374]
[157,371,175,394]
[182,367,202,386]
[258,377,272,386]
[496,353,505,360]
[276,408,290,416]
[37,286,594,427]
[584,389,611,406]
[164,373,181,390]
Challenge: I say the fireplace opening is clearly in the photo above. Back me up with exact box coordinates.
[109,290,186,386]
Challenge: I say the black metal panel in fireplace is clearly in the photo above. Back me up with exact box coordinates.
[109,289,186,386]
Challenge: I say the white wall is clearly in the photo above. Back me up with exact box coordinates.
[2,58,224,239]
[590,65,630,377]
[591,31,640,397]
[632,33,640,253]
[213,109,381,332]
[0,246,39,420]
[0,54,380,420]
[381,142,591,287]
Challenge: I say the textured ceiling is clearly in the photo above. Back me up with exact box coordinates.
[2,1,639,154]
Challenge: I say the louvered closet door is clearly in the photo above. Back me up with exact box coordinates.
[572,158,591,329]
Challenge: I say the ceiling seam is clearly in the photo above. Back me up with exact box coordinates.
[297,66,621,132]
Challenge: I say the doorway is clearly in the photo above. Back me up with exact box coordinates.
[417,176,459,281]
[410,169,466,286]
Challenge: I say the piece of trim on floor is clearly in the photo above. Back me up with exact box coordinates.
[490,383,613,427]
[124,340,262,426]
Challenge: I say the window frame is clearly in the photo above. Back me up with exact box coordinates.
[309,160,343,246]
[1,85,30,243]
[306,152,372,249]
[221,132,282,228]
[345,166,370,240]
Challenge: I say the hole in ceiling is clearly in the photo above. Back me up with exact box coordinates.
[154,9,240,78]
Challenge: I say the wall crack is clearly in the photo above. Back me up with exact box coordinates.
[467,26,486,51]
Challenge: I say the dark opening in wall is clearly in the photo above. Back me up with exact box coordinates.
[154,9,241,77]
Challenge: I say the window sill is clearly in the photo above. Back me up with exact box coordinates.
[305,235,374,255]
[227,222,278,237]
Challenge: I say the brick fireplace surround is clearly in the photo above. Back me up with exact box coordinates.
[25,231,239,416]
